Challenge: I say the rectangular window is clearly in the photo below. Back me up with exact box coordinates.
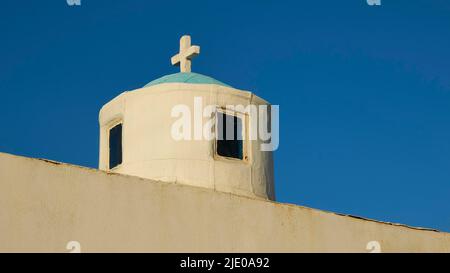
[109,123,122,169]
[216,112,244,160]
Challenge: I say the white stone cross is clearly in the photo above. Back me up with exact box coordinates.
[171,35,200,73]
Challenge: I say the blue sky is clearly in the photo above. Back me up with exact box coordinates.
[1,0,449,231]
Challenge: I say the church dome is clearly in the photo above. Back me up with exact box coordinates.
[144,72,231,88]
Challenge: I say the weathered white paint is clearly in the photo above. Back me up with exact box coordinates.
[99,82,275,201]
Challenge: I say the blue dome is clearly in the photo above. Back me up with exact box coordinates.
[144,72,231,88]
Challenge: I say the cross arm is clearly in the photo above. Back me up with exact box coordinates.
[185,45,200,59]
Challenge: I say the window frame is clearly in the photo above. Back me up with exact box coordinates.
[213,107,249,163]
[107,120,123,170]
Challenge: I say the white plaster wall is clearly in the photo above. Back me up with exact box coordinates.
[99,83,275,200]
[0,152,449,253]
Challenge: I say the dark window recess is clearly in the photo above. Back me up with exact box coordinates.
[216,112,243,160]
[109,123,122,169]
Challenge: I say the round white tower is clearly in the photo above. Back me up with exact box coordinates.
[99,35,275,200]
